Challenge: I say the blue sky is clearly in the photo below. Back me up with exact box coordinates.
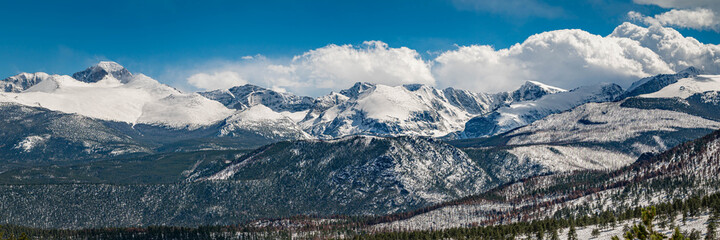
[1,0,718,95]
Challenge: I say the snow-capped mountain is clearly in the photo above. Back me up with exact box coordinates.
[1,62,583,144]
[449,71,720,184]
[300,83,485,138]
[458,83,624,138]
[638,73,720,99]
[0,72,54,93]
[624,66,703,97]
[199,84,314,112]
[0,62,233,129]
[509,80,566,101]
[204,80,566,139]
[72,61,134,83]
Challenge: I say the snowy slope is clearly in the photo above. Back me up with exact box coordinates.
[199,84,314,112]
[0,62,233,129]
[220,105,311,140]
[301,83,484,138]
[201,136,492,205]
[459,83,624,138]
[640,74,720,99]
[378,129,720,232]
[624,66,703,97]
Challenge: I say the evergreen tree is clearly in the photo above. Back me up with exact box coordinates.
[671,227,685,240]
[537,227,545,240]
[567,225,577,240]
[688,229,701,240]
[551,228,560,240]
[706,218,716,240]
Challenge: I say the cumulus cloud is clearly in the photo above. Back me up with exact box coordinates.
[185,41,433,96]
[631,0,720,31]
[610,22,720,73]
[185,24,719,95]
[187,71,248,90]
[434,28,674,92]
[290,41,434,89]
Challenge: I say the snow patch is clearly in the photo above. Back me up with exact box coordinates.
[14,135,50,152]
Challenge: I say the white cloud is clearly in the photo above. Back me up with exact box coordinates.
[631,0,720,31]
[187,71,248,90]
[289,41,434,91]
[433,28,674,92]
[628,9,719,31]
[185,41,434,96]
[184,24,719,96]
[610,22,720,73]
[633,0,720,11]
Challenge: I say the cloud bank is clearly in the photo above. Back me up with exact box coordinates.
[188,71,248,90]
[631,0,720,31]
[186,23,719,96]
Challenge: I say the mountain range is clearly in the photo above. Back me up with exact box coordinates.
[1,62,719,230]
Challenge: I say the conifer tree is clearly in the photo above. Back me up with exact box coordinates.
[537,227,545,240]
[567,225,577,240]
[671,227,685,240]
[551,228,560,240]
[706,218,716,240]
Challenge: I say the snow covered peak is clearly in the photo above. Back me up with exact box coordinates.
[72,61,133,83]
[199,84,314,112]
[1,72,53,92]
[96,61,125,72]
[677,66,703,76]
[340,82,376,98]
[460,83,623,138]
[510,80,566,102]
[639,74,720,99]
[0,66,231,129]
[625,67,704,97]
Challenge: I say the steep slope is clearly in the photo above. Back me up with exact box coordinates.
[299,81,564,138]
[0,72,54,93]
[450,74,720,185]
[72,61,134,83]
[509,80,566,101]
[0,102,151,170]
[219,105,311,140]
[202,80,565,139]
[0,102,277,171]
[638,73,720,99]
[199,84,314,112]
[624,66,703,97]
[458,83,624,138]
[376,128,720,231]
[0,136,494,228]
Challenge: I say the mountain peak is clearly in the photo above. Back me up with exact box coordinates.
[95,61,126,72]
[625,67,704,97]
[340,82,376,98]
[72,61,133,83]
[511,80,566,102]
[1,72,53,93]
[677,66,703,76]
